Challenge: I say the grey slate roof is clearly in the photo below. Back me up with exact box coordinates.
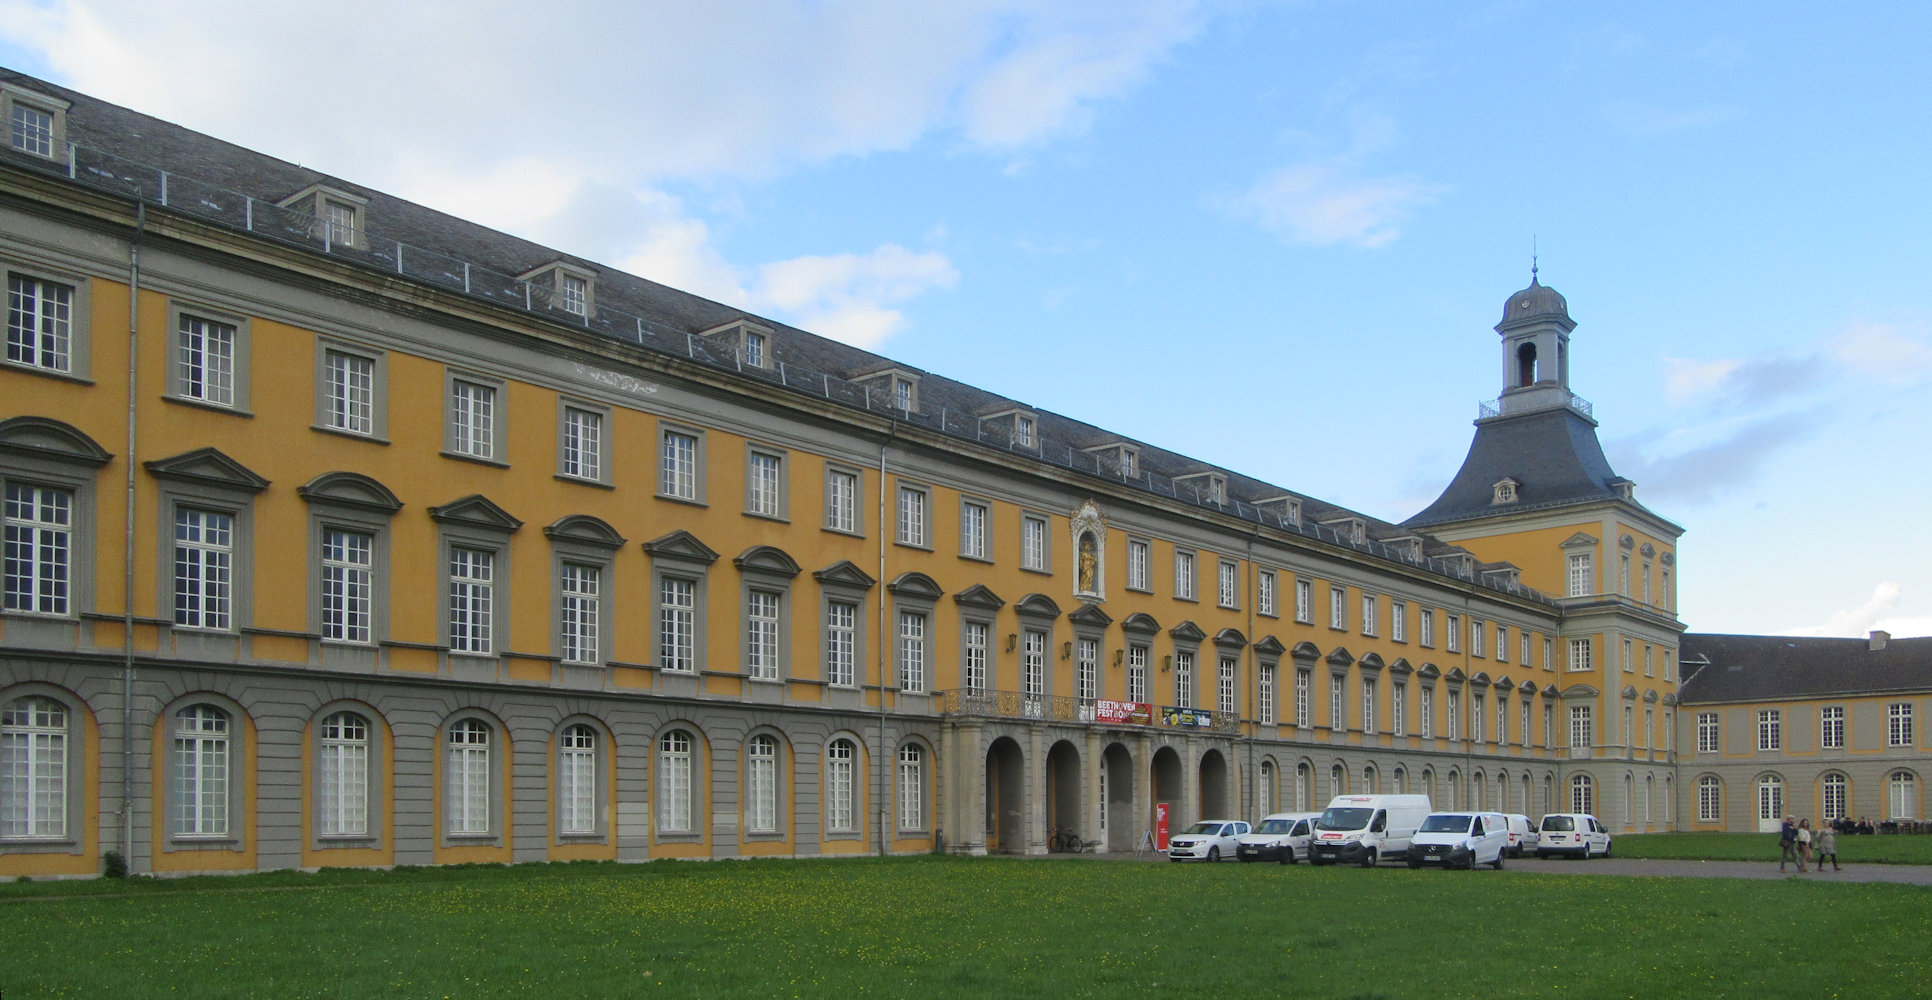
[1405,407,1630,527]
[0,66,1564,604]
[1678,634,1932,704]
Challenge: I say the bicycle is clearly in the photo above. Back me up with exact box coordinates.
[1050,827,1092,853]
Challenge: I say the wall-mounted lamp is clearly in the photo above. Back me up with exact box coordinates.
[1161,654,1172,674]
[1113,649,1124,667]
[1061,642,1072,661]
[1005,633,1017,652]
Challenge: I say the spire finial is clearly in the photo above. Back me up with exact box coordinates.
[1531,235,1539,285]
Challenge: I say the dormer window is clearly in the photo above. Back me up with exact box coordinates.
[1320,515,1366,545]
[1083,443,1140,478]
[1176,472,1227,505]
[518,261,598,321]
[278,184,369,251]
[1491,477,1519,505]
[853,366,922,413]
[1121,448,1138,478]
[3,85,67,159]
[1016,414,1036,447]
[1257,496,1302,526]
[699,319,777,370]
[981,408,1038,449]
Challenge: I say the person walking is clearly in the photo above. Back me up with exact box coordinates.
[1816,823,1841,872]
[1796,818,1813,872]
[1779,816,1798,872]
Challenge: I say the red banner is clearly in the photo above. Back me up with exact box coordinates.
[1155,802,1171,851]
[1095,699,1153,725]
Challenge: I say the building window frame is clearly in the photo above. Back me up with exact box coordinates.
[657,424,706,504]
[166,300,250,412]
[896,483,930,549]
[1217,560,1239,610]
[656,729,697,835]
[556,399,612,486]
[744,446,788,521]
[5,264,89,380]
[313,340,388,440]
[166,700,244,845]
[313,705,382,848]
[0,690,84,847]
[1126,537,1151,592]
[441,371,505,465]
[1295,578,1312,624]
[959,498,990,561]
[1757,709,1781,752]
[1174,549,1197,601]
[2,84,68,160]
[1021,513,1050,572]
[1257,570,1277,617]
[554,719,608,842]
[823,464,862,536]
[1890,703,1915,748]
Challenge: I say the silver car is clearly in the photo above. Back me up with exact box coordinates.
[1168,819,1251,862]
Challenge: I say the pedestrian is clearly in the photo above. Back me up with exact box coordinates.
[1779,816,1798,872]
[1816,823,1841,872]
[1796,818,1813,872]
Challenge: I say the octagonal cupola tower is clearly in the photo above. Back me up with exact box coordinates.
[1496,272,1578,417]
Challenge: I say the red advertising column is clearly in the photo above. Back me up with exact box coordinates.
[1155,802,1171,851]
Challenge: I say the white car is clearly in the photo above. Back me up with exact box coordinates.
[1406,811,1510,869]
[1536,813,1612,859]
[1168,819,1251,862]
[1503,814,1540,857]
[1237,812,1322,863]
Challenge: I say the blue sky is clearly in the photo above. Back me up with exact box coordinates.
[4,0,1927,636]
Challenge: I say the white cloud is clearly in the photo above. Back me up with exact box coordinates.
[1780,582,1902,638]
[1601,101,1742,137]
[1237,163,1437,249]
[752,246,959,348]
[1830,321,1932,383]
[1662,357,1741,405]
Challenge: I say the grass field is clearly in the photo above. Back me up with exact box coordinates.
[1612,832,1932,864]
[4,856,1930,999]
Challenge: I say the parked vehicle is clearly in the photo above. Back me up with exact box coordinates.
[1535,813,1612,858]
[1308,794,1432,867]
[1237,812,1322,863]
[1168,819,1251,862]
[1406,811,1510,869]
[1503,814,1540,857]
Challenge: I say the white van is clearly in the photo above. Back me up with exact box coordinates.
[1237,811,1323,863]
[1406,811,1510,869]
[1308,794,1433,867]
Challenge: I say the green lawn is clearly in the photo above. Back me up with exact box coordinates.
[2,856,1928,999]
[1613,831,1932,864]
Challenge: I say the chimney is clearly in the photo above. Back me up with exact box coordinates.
[1870,630,1890,651]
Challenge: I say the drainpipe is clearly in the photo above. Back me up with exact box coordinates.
[120,204,145,871]
[1244,534,1257,821]
[875,421,897,857]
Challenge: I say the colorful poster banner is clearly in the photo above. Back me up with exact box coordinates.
[1161,706,1214,729]
[1094,699,1154,725]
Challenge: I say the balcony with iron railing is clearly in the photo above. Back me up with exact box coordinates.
[939,690,1241,733]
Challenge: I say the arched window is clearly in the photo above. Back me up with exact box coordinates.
[1295,763,1311,811]
[745,734,778,835]
[1644,774,1655,824]
[1362,764,1378,796]
[1622,774,1634,826]
[827,739,857,832]
[558,724,598,836]
[1756,774,1783,826]
[318,712,369,837]
[1821,773,1847,822]
[173,705,231,836]
[1423,768,1437,804]
[446,719,491,836]
[1258,760,1276,816]
[658,730,693,832]
[1473,772,1486,810]
[1889,772,1918,821]
[897,744,926,831]
[1697,775,1722,822]
[1,696,69,838]
[1570,773,1595,816]
[1330,763,1345,799]
[1447,769,1461,810]
[1392,766,1406,795]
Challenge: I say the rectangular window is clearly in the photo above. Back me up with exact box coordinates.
[175,314,236,407]
[963,621,988,694]
[1174,551,1196,600]
[1015,414,1036,447]
[1023,630,1046,707]
[1295,579,1312,623]
[897,486,928,546]
[3,484,70,615]
[1821,707,1847,749]
[323,199,359,248]
[1446,690,1460,741]
[1757,709,1781,751]
[1545,703,1555,749]
[1618,553,1630,595]
[1698,778,1721,822]
[1258,665,1276,725]
[1522,631,1534,666]
[6,275,73,374]
[1294,669,1311,727]
[1446,614,1461,653]
[1,697,67,838]
[1420,686,1435,739]
[1520,700,1532,746]
[1644,707,1654,749]
[171,708,229,836]
[660,430,700,501]
[1570,705,1593,750]
[1499,697,1510,746]
[1174,650,1194,709]
[1021,515,1049,571]
[1567,553,1592,597]
[560,406,603,481]
[1128,644,1149,704]
[659,577,696,672]
[1469,619,1483,657]
[1496,625,1508,662]
[1217,560,1238,608]
[1644,644,1654,677]
[1697,711,1719,753]
[825,468,859,534]
[1362,679,1377,734]
[559,563,600,665]
[1544,637,1555,671]
[746,451,784,518]
[1330,674,1346,731]
[1642,560,1652,603]
[1471,694,1484,743]
[743,331,766,368]
[1568,637,1592,672]
[1078,638,1099,702]
[559,274,588,316]
[1391,682,1406,737]
[1258,571,1277,616]
[1889,703,1915,747]
[9,101,54,156]
[898,611,927,692]
[448,379,496,460]
[317,713,368,837]
[1218,656,1236,715]
[1361,594,1377,636]
[322,349,375,435]
[747,590,781,680]
[826,741,855,832]
[1127,539,1150,591]
[1419,608,1434,647]
[558,726,596,835]
[1329,586,1346,629]
[320,528,373,643]
[960,500,988,559]
[1390,601,1406,642]
[1622,638,1634,673]
[172,508,233,630]
[825,601,857,686]
[447,547,494,654]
